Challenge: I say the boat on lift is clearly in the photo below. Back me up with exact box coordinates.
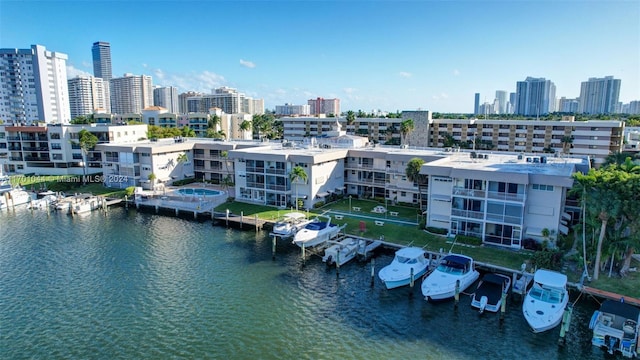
[292,215,345,248]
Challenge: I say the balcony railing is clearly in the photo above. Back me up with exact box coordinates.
[451,209,484,219]
[246,166,265,173]
[486,213,523,225]
[266,184,287,191]
[452,187,486,197]
[265,168,286,175]
[487,191,524,202]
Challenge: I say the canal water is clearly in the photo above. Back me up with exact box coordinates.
[0,207,618,359]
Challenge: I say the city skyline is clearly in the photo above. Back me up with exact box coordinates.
[1,1,638,113]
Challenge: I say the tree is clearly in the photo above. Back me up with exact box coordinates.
[176,152,189,180]
[289,166,307,211]
[181,126,195,137]
[400,119,414,146]
[561,136,573,154]
[208,114,221,131]
[72,129,99,184]
[239,120,252,140]
[346,110,356,125]
[148,173,157,190]
[406,158,427,211]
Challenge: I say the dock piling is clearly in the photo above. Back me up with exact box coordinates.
[255,214,259,232]
[336,249,340,276]
[500,292,507,321]
[454,279,460,307]
[370,258,375,287]
[301,244,306,267]
[558,306,573,345]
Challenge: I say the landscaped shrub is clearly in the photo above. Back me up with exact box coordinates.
[426,226,448,235]
[532,250,563,270]
[172,178,197,186]
[454,234,482,246]
[313,201,325,208]
[125,186,135,197]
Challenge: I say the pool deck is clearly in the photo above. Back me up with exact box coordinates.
[133,185,229,216]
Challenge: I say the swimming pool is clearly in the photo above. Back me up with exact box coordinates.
[176,188,224,196]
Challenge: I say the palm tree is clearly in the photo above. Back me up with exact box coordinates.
[239,120,252,140]
[289,166,307,211]
[561,136,574,154]
[346,110,356,125]
[208,114,221,131]
[176,152,189,180]
[400,118,414,146]
[406,158,426,211]
[148,173,157,190]
[72,129,99,184]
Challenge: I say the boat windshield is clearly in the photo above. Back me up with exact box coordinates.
[529,284,564,303]
[395,256,417,264]
[437,262,466,275]
[305,222,327,231]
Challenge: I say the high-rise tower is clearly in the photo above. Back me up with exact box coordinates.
[515,77,556,116]
[578,76,621,114]
[92,41,112,81]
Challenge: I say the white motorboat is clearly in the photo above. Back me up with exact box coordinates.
[28,194,58,210]
[71,197,103,214]
[421,254,480,301]
[522,269,569,333]
[292,215,345,248]
[270,212,311,238]
[0,188,33,209]
[589,299,640,358]
[378,247,430,290]
[471,273,512,313]
[322,237,381,267]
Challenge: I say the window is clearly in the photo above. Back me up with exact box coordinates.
[51,143,61,150]
[532,184,554,191]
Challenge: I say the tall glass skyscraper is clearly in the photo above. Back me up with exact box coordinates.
[92,41,112,81]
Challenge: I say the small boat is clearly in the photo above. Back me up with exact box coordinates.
[471,273,512,313]
[522,269,569,333]
[270,212,311,238]
[421,254,480,301]
[28,194,58,210]
[589,299,640,358]
[378,247,430,289]
[71,197,103,214]
[292,215,345,248]
[0,188,33,209]
[322,237,381,267]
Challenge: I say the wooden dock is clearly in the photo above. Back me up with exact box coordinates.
[580,286,640,307]
[213,213,269,231]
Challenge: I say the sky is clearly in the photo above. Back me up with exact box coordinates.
[0,0,639,113]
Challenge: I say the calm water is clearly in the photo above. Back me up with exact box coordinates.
[0,207,619,359]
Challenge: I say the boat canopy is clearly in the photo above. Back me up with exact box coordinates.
[396,247,426,259]
[534,269,567,288]
[483,273,508,285]
[600,300,640,320]
[442,254,472,266]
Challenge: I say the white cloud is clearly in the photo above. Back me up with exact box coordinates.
[239,59,256,68]
[275,88,287,95]
[453,69,460,76]
[399,71,412,78]
[142,63,148,68]
[81,61,91,68]
[432,92,450,100]
[343,87,357,94]
[154,68,165,82]
[66,64,91,79]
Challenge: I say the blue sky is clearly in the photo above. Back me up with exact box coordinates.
[1,1,638,113]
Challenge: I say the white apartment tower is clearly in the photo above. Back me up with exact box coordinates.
[0,44,71,124]
[68,76,111,118]
[153,86,179,113]
[110,73,153,114]
[578,76,621,114]
[515,77,556,116]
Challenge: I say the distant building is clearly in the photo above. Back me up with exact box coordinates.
[68,75,111,118]
[91,41,112,81]
[0,44,71,124]
[307,97,340,116]
[474,93,480,115]
[275,103,311,116]
[495,90,508,114]
[186,87,262,115]
[178,91,202,114]
[558,97,579,113]
[515,77,556,116]
[508,92,517,114]
[110,73,153,115]
[578,76,621,114]
[153,86,179,113]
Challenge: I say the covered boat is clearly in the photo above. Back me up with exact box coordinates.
[421,254,480,301]
[589,299,640,358]
[292,215,345,248]
[522,269,569,333]
[378,247,429,290]
[471,273,511,313]
[270,212,311,238]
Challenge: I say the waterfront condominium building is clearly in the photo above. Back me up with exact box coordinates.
[515,77,556,116]
[275,103,311,116]
[0,123,147,175]
[68,75,111,118]
[0,44,71,125]
[307,97,340,116]
[422,151,589,249]
[578,76,621,114]
[110,73,153,115]
[153,86,179,113]
[92,41,112,81]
